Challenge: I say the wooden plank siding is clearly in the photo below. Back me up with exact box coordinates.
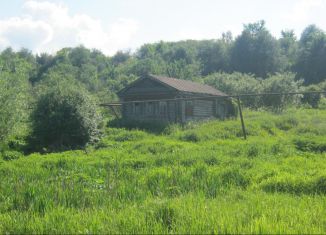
[123,78,172,94]
[118,75,229,123]
[193,100,213,117]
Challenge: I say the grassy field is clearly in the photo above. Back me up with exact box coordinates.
[0,108,326,234]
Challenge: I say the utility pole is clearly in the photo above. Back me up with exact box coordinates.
[237,96,247,140]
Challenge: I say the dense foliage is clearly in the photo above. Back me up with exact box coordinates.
[204,72,303,110]
[231,21,281,77]
[0,20,325,151]
[0,50,31,145]
[29,81,102,152]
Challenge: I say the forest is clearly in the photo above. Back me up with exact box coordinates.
[1,21,326,152]
[0,21,326,233]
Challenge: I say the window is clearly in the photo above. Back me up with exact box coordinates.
[134,102,141,115]
[159,101,167,117]
[146,102,154,115]
[185,101,193,116]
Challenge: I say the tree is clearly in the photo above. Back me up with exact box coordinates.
[231,20,281,78]
[68,45,91,67]
[0,56,31,144]
[301,85,322,108]
[260,73,302,111]
[221,31,233,44]
[300,25,323,45]
[279,30,298,71]
[112,50,131,65]
[30,80,102,152]
[30,53,55,84]
[203,72,263,108]
[197,40,230,75]
[295,25,326,84]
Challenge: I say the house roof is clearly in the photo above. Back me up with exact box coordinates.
[148,74,226,96]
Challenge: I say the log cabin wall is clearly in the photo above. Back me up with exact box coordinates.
[118,75,229,123]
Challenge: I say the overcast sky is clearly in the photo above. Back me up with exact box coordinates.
[0,0,325,55]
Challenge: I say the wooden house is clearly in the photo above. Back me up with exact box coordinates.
[117,74,231,123]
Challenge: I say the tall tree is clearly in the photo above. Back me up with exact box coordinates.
[231,20,281,78]
[295,25,326,84]
[279,30,298,71]
[197,40,230,75]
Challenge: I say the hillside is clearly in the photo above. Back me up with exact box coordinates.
[1,22,326,156]
[0,108,326,233]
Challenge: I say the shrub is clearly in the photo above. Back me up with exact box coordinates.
[301,85,322,108]
[226,99,239,118]
[260,73,302,111]
[1,150,23,161]
[203,72,263,108]
[319,97,326,109]
[7,136,27,152]
[29,84,102,152]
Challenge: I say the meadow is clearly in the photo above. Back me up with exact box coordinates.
[0,108,326,234]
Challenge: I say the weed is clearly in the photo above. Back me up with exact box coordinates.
[293,137,326,153]
[275,116,299,131]
[1,108,326,233]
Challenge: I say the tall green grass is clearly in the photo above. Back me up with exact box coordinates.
[0,108,326,233]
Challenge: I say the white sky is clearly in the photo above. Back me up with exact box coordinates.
[0,0,325,55]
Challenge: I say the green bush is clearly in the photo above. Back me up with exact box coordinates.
[29,84,102,152]
[204,72,304,111]
[301,85,322,108]
[1,150,23,161]
[260,73,302,111]
[203,72,263,108]
[319,97,326,109]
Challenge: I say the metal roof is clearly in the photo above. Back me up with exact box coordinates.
[149,74,226,96]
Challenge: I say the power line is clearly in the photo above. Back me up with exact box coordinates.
[99,91,326,106]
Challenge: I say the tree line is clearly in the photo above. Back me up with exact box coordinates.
[0,21,325,153]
